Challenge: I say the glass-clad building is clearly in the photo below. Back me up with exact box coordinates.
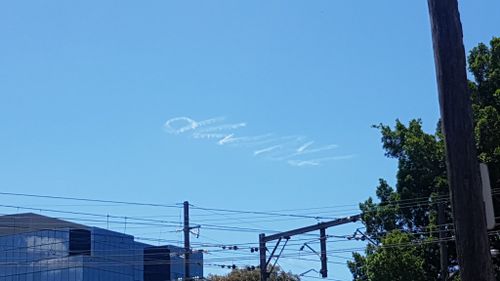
[0,213,203,281]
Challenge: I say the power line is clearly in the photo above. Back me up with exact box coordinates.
[190,204,338,220]
[0,192,181,208]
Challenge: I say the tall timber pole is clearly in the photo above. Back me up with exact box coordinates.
[427,0,493,280]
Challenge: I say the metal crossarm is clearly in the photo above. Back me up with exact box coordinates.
[258,214,361,281]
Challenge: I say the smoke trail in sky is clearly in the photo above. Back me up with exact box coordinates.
[163,116,354,167]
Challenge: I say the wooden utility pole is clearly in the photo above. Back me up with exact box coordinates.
[184,201,191,281]
[427,1,493,280]
[438,200,448,280]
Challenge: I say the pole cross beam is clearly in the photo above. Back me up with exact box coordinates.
[258,214,361,281]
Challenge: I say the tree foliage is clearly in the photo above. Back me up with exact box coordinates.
[469,37,500,187]
[365,231,426,281]
[208,267,300,281]
[348,37,500,281]
[349,119,449,281]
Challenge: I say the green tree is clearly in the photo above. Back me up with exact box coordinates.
[347,248,372,281]
[348,120,449,281]
[348,37,500,281]
[208,267,300,281]
[366,231,426,281]
[469,37,500,277]
[469,37,500,187]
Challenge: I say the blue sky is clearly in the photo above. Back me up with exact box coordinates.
[1,1,499,280]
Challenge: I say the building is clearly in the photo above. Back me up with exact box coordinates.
[0,213,203,281]
[143,244,203,281]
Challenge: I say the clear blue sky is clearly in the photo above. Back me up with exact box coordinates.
[1,1,499,280]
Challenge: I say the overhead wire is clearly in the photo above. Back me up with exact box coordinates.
[0,192,181,209]
[1,190,492,280]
